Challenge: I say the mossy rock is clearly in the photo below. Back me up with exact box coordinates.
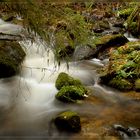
[87,34,128,59]
[94,34,128,48]
[54,111,81,132]
[108,78,133,91]
[55,85,87,103]
[135,79,140,91]
[100,41,140,91]
[55,72,82,90]
[0,40,26,78]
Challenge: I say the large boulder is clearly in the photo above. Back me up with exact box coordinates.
[55,72,82,90]
[73,34,128,60]
[55,85,87,103]
[0,40,26,78]
[91,34,128,58]
[54,111,81,132]
[100,41,140,91]
[80,34,128,59]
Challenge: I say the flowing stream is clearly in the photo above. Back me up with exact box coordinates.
[0,19,140,140]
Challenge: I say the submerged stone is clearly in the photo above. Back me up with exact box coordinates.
[55,85,87,103]
[54,111,81,132]
[0,40,26,78]
[55,72,82,90]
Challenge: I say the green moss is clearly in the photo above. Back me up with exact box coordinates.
[55,72,82,90]
[118,8,134,19]
[55,85,87,103]
[108,78,133,91]
[54,111,81,132]
[0,40,26,78]
[135,79,140,91]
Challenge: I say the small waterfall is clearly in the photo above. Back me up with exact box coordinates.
[124,32,139,42]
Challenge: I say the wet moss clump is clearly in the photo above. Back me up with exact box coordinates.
[100,41,140,91]
[54,111,81,132]
[55,72,88,103]
[55,85,87,103]
[55,72,82,90]
[0,40,26,78]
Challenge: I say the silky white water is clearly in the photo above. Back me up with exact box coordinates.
[0,36,104,138]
